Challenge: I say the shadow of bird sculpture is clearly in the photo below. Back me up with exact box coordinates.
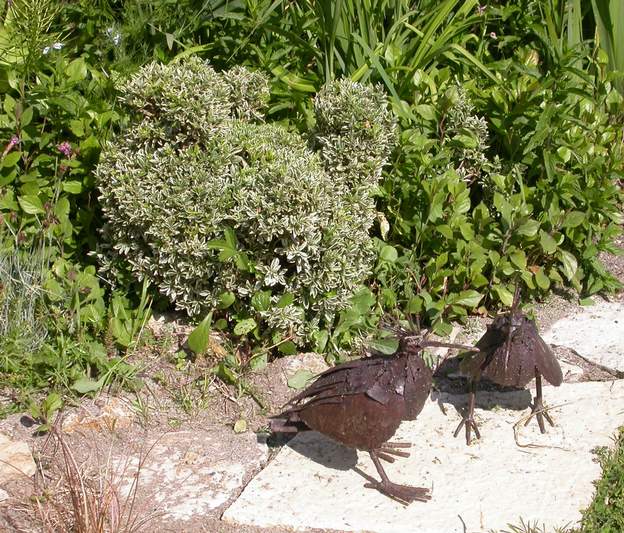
[454,286,563,445]
[271,331,478,504]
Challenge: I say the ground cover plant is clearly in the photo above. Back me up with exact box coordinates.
[579,428,624,532]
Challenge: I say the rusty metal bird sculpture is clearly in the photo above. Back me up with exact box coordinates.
[454,286,563,445]
[271,331,478,504]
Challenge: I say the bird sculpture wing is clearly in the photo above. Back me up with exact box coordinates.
[478,316,562,388]
[281,355,398,415]
[523,320,563,386]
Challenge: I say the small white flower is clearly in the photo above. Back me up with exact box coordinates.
[52,42,64,50]
[106,27,121,46]
[42,46,50,54]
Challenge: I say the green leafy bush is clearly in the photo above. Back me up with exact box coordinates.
[377,55,623,331]
[0,0,149,406]
[580,428,624,532]
[96,58,396,348]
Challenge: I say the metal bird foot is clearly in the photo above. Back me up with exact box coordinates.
[367,450,431,505]
[524,395,555,434]
[452,383,481,445]
[364,480,432,505]
[453,413,481,446]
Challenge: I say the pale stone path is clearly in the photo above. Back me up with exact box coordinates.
[543,300,624,373]
[222,299,624,533]
[223,381,624,532]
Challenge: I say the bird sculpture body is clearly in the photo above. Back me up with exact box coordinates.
[454,288,563,445]
[272,334,477,503]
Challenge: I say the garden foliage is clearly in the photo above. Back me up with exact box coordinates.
[377,55,623,331]
[96,58,396,348]
[0,0,622,400]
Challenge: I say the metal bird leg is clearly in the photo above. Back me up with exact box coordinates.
[453,379,481,445]
[524,369,555,433]
[364,450,431,504]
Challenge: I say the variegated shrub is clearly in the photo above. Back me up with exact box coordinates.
[96,57,395,346]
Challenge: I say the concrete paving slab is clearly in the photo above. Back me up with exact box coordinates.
[118,429,268,526]
[223,380,624,533]
[0,433,36,482]
[543,300,624,373]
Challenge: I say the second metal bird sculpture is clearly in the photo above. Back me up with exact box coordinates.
[271,330,477,504]
[454,285,563,445]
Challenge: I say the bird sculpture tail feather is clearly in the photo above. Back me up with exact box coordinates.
[269,416,309,434]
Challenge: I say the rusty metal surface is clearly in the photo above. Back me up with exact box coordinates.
[272,335,433,451]
[462,310,563,388]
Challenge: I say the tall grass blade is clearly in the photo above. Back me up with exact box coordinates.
[592,0,624,94]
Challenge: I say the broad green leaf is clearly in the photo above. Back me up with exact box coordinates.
[233,318,257,336]
[42,392,63,414]
[368,336,399,355]
[218,291,236,309]
[287,369,315,390]
[65,58,88,82]
[407,296,423,314]
[249,352,268,371]
[54,197,70,219]
[188,312,213,354]
[562,211,585,228]
[557,146,572,162]
[539,230,558,254]
[70,119,85,137]
[379,245,398,263]
[472,272,488,287]
[214,361,238,385]
[454,290,483,308]
[314,330,329,353]
[558,250,579,281]
[414,104,436,120]
[493,285,514,306]
[2,151,20,167]
[534,268,551,290]
[278,340,297,355]
[350,288,375,314]
[18,194,44,214]
[516,220,540,237]
[436,224,453,239]
[459,222,474,240]
[62,181,83,194]
[493,192,513,227]
[72,375,106,394]
[251,290,271,311]
[20,106,33,127]
[277,293,294,308]
[509,249,527,270]
[110,317,131,347]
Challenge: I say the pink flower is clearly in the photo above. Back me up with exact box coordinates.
[477,5,486,15]
[57,141,73,158]
[490,32,497,39]
[2,135,19,159]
